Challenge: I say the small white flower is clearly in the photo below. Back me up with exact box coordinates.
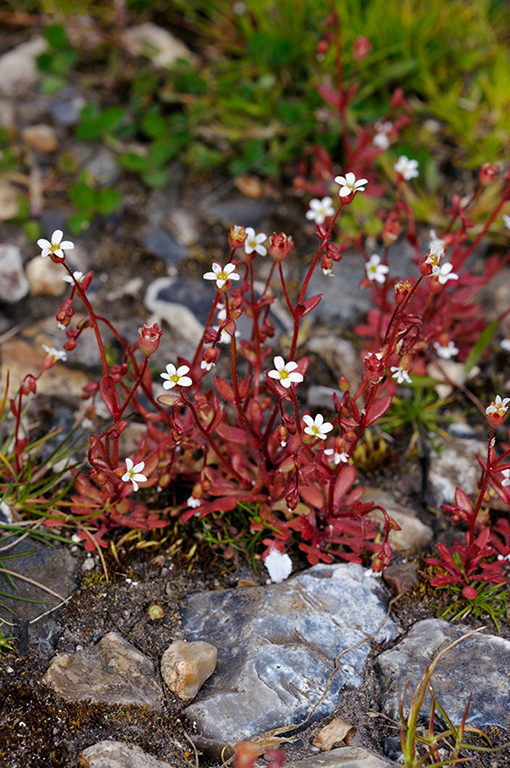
[63,271,84,284]
[433,340,459,359]
[200,360,215,371]
[503,214,510,230]
[429,229,446,253]
[212,324,240,344]
[280,441,287,448]
[244,228,267,256]
[122,458,147,492]
[187,496,201,508]
[390,365,412,385]
[161,363,192,389]
[501,469,510,487]
[267,356,303,388]
[500,338,510,352]
[497,552,510,562]
[373,122,392,150]
[37,229,74,259]
[394,156,419,181]
[334,172,368,198]
[306,197,335,225]
[324,449,349,464]
[365,254,389,284]
[203,262,240,289]
[42,344,67,362]
[486,395,510,417]
[322,266,334,276]
[303,413,334,440]
[264,547,292,583]
[432,262,459,285]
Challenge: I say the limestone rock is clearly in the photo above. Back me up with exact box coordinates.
[26,256,67,296]
[0,244,29,301]
[181,563,398,750]
[79,740,175,767]
[377,618,510,731]
[161,639,217,701]
[0,36,46,96]
[22,124,58,153]
[363,488,433,553]
[42,631,164,710]
[121,23,194,68]
[428,436,487,506]
[284,746,398,768]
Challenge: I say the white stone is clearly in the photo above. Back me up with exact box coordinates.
[121,23,194,68]
[0,244,29,302]
[0,36,46,96]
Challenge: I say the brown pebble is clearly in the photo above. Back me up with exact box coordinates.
[22,124,58,153]
[383,562,418,596]
[313,716,357,750]
[161,639,217,701]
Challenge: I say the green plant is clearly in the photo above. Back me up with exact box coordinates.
[434,580,508,633]
[67,178,122,234]
[36,24,79,94]
[378,389,451,454]
[0,621,15,652]
[399,628,500,766]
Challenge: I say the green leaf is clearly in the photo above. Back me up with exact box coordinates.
[142,167,169,188]
[140,112,167,139]
[45,24,68,49]
[67,212,91,235]
[148,138,179,165]
[41,74,67,95]
[464,318,500,376]
[96,188,122,216]
[70,181,96,212]
[117,152,150,172]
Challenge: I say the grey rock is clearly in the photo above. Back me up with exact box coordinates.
[84,146,120,187]
[377,618,510,731]
[144,228,187,265]
[49,88,87,126]
[181,563,398,750]
[167,208,200,246]
[306,335,362,392]
[0,245,29,303]
[0,36,46,96]
[0,539,77,644]
[205,195,275,228]
[428,436,487,507]
[0,98,16,132]
[145,277,204,345]
[307,384,338,410]
[362,488,433,554]
[284,746,397,768]
[42,631,164,710]
[80,740,175,768]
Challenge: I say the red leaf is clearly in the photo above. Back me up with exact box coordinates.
[333,465,356,507]
[295,294,323,318]
[454,487,473,514]
[278,455,296,473]
[317,83,341,110]
[365,395,392,427]
[214,375,236,403]
[99,374,121,418]
[239,374,253,400]
[215,422,251,444]
[299,483,324,509]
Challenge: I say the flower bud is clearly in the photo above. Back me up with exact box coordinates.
[382,214,401,245]
[364,351,385,384]
[21,374,37,396]
[394,280,411,305]
[138,322,162,357]
[479,162,499,186]
[277,425,288,447]
[204,347,219,365]
[352,35,371,61]
[269,233,294,263]
[64,338,77,351]
[229,225,247,249]
[321,254,333,275]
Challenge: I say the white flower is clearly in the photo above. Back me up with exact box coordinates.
[334,172,368,198]
[200,360,215,371]
[203,262,240,289]
[433,340,459,359]
[122,458,147,492]
[187,496,201,508]
[431,262,459,285]
[429,229,446,253]
[503,214,510,230]
[264,547,292,583]
[322,266,333,276]
[394,156,419,181]
[500,338,510,352]
[306,197,335,225]
[37,230,74,259]
[486,395,510,417]
[212,324,240,344]
[497,552,510,562]
[161,363,192,389]
[267,356,303,388]
[373,122,392,150]
[42,344,67,362]
[390,365,412,384]
[303,413,334,440]
[324,449,349,464]
[365,254,389,284]
[63,271,84,284]
[244,227,267,256]
[501,469,510,487]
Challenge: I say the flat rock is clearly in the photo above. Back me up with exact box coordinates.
[362,488,433,554]
[181,563,398,750]
[0,244,29,301]
[376,618,510,730]
[26,255,67,296]
[161,639,217,701]
[79,740,175,768]
[428,436,487,507]
[42,631,164,710]
[284,746,397,768]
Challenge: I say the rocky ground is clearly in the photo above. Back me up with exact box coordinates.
[1,21,510,768]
